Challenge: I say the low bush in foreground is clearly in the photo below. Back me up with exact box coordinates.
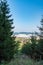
[0,54,43,65]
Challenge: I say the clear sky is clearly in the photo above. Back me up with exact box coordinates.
[7,0,43,32]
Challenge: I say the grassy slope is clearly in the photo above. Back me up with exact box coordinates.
[1,54,43,65]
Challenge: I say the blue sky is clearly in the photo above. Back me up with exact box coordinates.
[7,0,43,32]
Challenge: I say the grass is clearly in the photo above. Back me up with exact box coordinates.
[1,54,43,65]
[35,60,43,65]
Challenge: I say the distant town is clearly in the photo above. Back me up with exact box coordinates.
[14,32,39,39]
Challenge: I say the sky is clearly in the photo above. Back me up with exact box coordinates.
[7,0,43,32]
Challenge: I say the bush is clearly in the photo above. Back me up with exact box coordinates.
[21,42,32,56]
[21,35,39,60]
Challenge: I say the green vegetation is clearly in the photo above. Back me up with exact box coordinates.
[15,37,30,50]
[0,54,43,65]
[38,17,43,60]
[21,17,43,61]
[0,0,18,63]
[21,35,38,60]
[0,0,43,65]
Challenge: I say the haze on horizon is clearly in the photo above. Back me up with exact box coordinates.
[8,0,43,32]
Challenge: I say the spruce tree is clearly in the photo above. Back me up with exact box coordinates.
[38,16,43,59]
[30,34,37,59]
[0,0,16,61]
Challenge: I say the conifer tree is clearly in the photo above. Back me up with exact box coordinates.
[0,0,16,62]
[38,16,43,59]
[30,34,37,59]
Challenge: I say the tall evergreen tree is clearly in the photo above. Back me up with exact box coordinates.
[39,16,43,39]
[30,34,37,59]
[0,0,16,62]
[38,16,43,59]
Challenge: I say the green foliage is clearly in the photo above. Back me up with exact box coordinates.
[14,40,20,54]
[0,0,19,62]
[35,61,43,65]
[38,17,43,60]
[21,17,43,60]
[0,54,35,65]
[0,54,43,65]
[21,35,40,60]
[21,42,31,55]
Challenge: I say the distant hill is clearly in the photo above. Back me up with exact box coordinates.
[14,32,38,35]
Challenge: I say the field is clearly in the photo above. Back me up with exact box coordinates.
[15,37,30,49]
